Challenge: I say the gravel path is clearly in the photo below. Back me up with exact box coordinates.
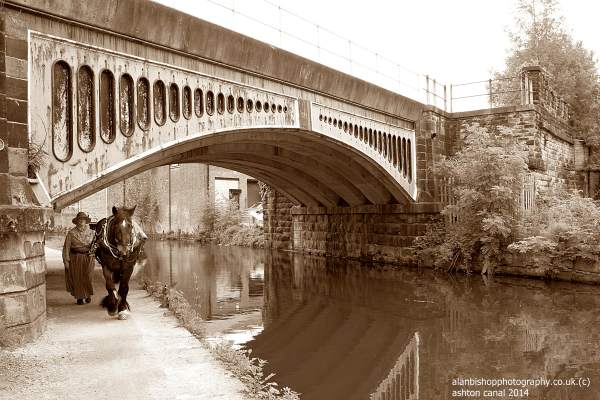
[0,248,245,400]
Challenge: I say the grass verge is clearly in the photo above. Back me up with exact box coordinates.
[142,280,300,400]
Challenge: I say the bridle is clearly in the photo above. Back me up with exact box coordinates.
[100,215,137,261]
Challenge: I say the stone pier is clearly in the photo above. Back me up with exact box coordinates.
[0,10,51,345]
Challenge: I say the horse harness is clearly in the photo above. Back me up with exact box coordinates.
[90,215,141,262]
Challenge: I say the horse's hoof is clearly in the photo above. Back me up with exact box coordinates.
[108,310,118,317]
[118,311,129,320]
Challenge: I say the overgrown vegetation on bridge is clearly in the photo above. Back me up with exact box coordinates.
[415,123,526,273]
[416,123,600,274]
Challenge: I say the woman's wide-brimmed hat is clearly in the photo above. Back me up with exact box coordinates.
[72,212,91,224]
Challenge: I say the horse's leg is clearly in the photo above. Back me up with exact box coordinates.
[117,265,134,320]
[101,265,119,316]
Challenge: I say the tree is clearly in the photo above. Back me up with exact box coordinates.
[494,0,600,143]
[415,123,527,274]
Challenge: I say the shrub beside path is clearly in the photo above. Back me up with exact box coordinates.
[0,247,245,400]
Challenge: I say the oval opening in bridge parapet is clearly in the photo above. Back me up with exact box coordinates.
[100,70,116,144]
[217,93,225,115]
[183,86,192,120]
[119,74,135,137]
[77,65,95,153]
[392,136,397,167]
[153,80,166,126]
[403,139,407,175]
[194,88,203,117]
[52,60,73,162]
[169,83,180,122]
[137,77,151,131]
[407,139,412,183]
[206,91,214,115]
[227,95,234,114]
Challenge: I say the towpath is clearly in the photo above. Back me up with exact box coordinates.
[0,247,245,400]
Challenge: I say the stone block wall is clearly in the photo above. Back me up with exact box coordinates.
[291,203,441,263]
[424,104,584,203]
[265,188,442,263]
[264,189,294,250]
[0,7,51,345]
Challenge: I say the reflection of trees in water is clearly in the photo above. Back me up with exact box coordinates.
[257,252,600,400]
[142,241,265,320]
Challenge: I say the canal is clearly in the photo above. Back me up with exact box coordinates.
[140,240,600,400]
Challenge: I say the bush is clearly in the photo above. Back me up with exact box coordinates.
[416,123,527,273]
[197,199,265,248]
[510,188,600,262]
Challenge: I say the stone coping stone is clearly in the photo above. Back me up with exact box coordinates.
[291,202,443,215]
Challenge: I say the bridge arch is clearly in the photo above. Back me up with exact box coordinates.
[52,127,414,210]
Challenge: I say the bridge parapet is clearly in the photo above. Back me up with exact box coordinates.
[30,32,301,202]
[311,103,417,200]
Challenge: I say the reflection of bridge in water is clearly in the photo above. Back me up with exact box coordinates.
[370,332,420,400]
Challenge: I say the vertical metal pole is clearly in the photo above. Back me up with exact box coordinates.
[489,79,493,108]
[168,165,171,233]
[449,84,453,113]
[123,178,126,206]
[433,79,437,108]
[425,75,430,105]
[444,85,447,112]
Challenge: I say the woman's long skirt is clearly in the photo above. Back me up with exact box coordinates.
[65,253,94,299]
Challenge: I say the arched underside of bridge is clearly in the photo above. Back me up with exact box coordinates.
[51,128,415,211]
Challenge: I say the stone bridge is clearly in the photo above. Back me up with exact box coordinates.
[0,0,588,342]
[31,29,418,210]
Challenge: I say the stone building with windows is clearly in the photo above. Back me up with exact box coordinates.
[54,165,261,235]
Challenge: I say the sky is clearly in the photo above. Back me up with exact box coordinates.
[152,0,600,109]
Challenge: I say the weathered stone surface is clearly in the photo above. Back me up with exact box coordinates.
[0,206,51,235]
[0,311,46,347]
[0,231,46,261]
[7,146,27,176]
[0,282,46,326]
[5,56,27,80]
[0,257,46,294]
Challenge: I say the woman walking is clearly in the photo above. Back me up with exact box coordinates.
[62,212,95,305]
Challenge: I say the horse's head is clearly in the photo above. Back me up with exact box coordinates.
[110,205,137,258]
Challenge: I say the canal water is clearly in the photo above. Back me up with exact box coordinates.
[140,240,600,400]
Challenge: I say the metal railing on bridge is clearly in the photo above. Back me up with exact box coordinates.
[439,174,537,225]
[178,0,429,103]
[423,74,524,113]
[175,2,573,117]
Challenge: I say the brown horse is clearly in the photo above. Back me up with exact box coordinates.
[91,205,146,320]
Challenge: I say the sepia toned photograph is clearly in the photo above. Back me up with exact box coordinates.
[1,0,600,399]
